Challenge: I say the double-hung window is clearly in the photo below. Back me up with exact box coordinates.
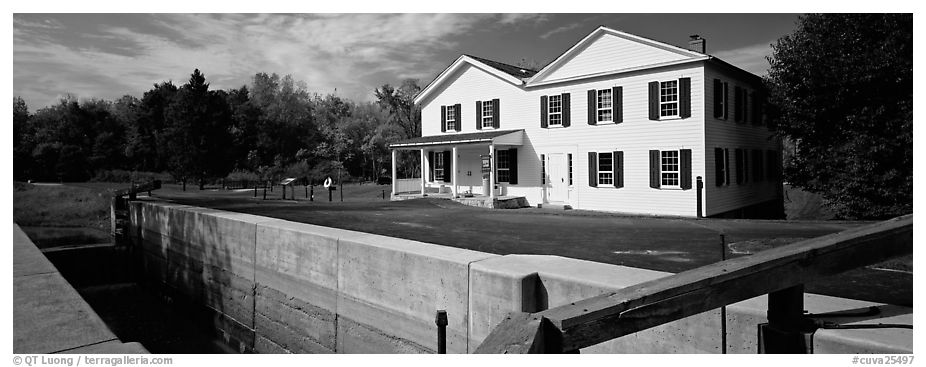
[445,105,456,131]
[496,149,510,182]
[597,89,613,122]
[547,95,563,126]
[660,150,680,187]
[434,153,445,181]
[660,81,679,118]
[598,152,614,186]
[482,101,494,128]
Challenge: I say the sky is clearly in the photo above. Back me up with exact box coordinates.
[13,13,801,110]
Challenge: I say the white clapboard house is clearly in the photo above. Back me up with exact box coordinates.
[389,26,782,218]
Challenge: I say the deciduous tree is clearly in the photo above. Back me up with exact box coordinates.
[765,13,912,219]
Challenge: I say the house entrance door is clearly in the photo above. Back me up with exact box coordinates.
[547,153,567,202]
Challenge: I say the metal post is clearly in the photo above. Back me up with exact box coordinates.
[263,187,267,200]
[696,176,704,218]
[382,189,386,200]
[340,181,343,202]
[305,185,308,199]
[328,187,332,202]
[282,185,286,200]
[254,185,257,198]
[720,233,727,354]
[310,185,314,201]
[435,310,447,354]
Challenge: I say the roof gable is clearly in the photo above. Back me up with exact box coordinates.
[528,26,705,85]
[414,55,530,105]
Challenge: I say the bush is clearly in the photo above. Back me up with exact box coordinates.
[91,170,173,184]
[225,169,260,182]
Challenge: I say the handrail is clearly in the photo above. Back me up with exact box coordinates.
[475,214,912,353]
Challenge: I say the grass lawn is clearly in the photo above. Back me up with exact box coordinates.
[13,182,113,247]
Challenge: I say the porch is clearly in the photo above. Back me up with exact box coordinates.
[388,129,527,208]
[391,190,528,209]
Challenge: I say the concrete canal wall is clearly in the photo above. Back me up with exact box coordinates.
[127,201,912,354]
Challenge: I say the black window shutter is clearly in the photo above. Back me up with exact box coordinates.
[492,98,500,129]
[588,152,598,187]
[724,149,730,185]
[743,150,749,183]
[540,96,548,128]
[713,79,723,118]
[649,150,660,188]
[454,104,462,131]
[714,147,724,186]
[679,78,691,118]
[441,106,447,132]
[443,151,452,183]
[614,151,624,188]
[587,89,596,125]
[751,92,761,125]
[613,86,623,123]
[428,151,435,181]
[508,148,518,184]
[648,81,659,120]
[752,149,763,181]
[680,149,692,189]
[742,89,748,124]
[723,83,729,119]
[735,148,744,184]
[475,101,483,130]
[561,93,571,127]
[734,87,743,123]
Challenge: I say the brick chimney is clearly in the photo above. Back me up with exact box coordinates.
[688,35,706,53]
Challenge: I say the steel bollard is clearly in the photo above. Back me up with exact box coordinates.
[435,310,447,354]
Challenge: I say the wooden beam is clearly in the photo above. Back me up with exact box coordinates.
[476,214,912,353]
[544,214,912,351]
[112,180,161,197]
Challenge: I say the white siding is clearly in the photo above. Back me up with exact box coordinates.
[421,61,708,216]
[539,33,692,83]
[703,64,779,216]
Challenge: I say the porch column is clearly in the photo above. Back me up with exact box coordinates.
[391,149,397,196]
[451,146,458,197]
[489,144,496,199]
[420,149,426,195]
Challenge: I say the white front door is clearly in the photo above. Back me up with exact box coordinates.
[547,153,567,202]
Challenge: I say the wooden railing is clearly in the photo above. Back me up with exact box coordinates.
[474,214,912,353]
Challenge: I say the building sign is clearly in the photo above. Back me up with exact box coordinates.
[481,155,491,173]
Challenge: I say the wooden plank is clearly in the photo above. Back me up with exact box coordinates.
[475,215,912,353]
[541,214,911,351]
[112,180,161,197]
[474,312,549,354]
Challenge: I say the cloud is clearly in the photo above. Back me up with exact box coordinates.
[539,22,584,39]
[712,41,776,76]
[14,13,526,108]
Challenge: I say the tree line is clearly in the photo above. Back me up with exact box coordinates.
[13,69,423,189]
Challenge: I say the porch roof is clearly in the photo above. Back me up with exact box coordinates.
[389,129,524,149]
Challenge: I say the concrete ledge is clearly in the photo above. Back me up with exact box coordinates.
[127,201,913,354]
[13,224,148,354]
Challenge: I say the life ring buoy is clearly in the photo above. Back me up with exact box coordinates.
[323,177,333,188]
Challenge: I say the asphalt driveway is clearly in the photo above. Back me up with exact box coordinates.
[149,187,911,306]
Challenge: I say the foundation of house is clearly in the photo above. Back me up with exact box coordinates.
[392,193,528,209]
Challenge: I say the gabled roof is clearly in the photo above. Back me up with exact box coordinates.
[527,26,708,85]
[465,55,538,79]
[414,55,529,105]
[414,25,760,104]
[389,129,524,148]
